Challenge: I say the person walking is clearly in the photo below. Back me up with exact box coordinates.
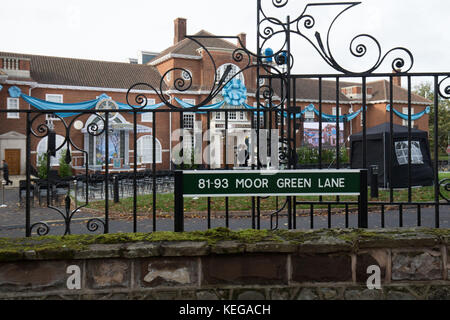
[1,160,13,186]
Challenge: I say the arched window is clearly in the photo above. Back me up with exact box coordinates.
[137,135,162,164]
[216,63,244,85]
[36,134,67,166]
[84,113,128,166]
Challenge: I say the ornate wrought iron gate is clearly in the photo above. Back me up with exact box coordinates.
[18,0,450,237]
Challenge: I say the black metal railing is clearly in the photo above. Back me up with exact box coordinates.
[1,0,448,237]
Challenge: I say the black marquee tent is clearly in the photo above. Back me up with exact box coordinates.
[350,123,434,188]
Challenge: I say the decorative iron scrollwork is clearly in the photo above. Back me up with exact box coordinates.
[30,222,50,236]
[86,218,106,233]
[28,112,100,236]
[258,0,414,75]
[270,198,289,230]
[438,76,450,99]
[439,179,450,202]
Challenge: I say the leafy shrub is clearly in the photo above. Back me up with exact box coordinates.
[59,149,73,178]
[297,146,349,165]
[37,153,48,179]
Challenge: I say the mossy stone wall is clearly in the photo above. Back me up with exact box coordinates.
[0,228,449,300]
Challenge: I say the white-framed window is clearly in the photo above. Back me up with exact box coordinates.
[239,111,246,121]
[332,107,342,123]
[182,99,196,129]
[215,112,222,120]
[141,98,155,122]
[6,97,19,119]
[402,107,415,127]
[46,94,63,121]
[228,111,237,120]
[253,102,264,127]
[183,98,195,106]
[395,141,423,165]
[137,135,162,164]
[332,107,342,116]
[183,112,195,129]
[36,134,67,166]
[216,63,244,84]
[253,114,265,128]
[182,69,192,81]
[304,110,315,122]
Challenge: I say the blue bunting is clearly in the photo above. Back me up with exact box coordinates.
[174,97,225,113]
[386,105,430,121]
[20,94,100,117]
[16,87,166,118]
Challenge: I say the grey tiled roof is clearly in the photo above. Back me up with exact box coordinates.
[270,78,351,103]
[0,51,164,90]
[271,78,431,104]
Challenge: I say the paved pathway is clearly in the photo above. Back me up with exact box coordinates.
[0,186,449,238]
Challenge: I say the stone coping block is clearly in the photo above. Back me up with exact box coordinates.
[357,229,441,249]
[210,241,246,254]
[245,241,297,253]
[0,228,448,262]
[161,241,210,257]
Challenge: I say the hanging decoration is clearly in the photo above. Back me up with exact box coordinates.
[20,91,100,118]
[222,78,247,106]
[8,86,22,98]
[116,101,166,112]
[175,97,225,111]
[386,105,431,121]
[8,86,166,118]
[9,82,386,124]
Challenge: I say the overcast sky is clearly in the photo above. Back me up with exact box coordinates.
[2,0,449,86]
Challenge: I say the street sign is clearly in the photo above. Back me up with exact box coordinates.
[173,169,369,232]
[180,170,361,197]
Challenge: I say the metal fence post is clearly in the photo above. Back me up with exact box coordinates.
[0,180,7,208]
[174,170,184,232]
[359,169,368,228]
[113,175,119,203]
[74,179,78,208]
[370,165,379,198]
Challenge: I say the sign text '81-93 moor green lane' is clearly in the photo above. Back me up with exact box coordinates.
[181,170,362,198]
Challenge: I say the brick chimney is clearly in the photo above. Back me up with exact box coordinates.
[237,33,247,48]
[174,18,187,44]
[392,69,402,87]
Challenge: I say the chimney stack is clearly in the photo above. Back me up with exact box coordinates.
[392,69,402,87]
[237,33,247,48]
[174,18,187,44]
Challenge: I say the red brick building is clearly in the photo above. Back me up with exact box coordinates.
[0,18,431,175]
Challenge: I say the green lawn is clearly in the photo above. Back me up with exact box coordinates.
[86,173,450,214]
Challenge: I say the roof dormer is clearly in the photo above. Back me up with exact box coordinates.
[341,85,373,100]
